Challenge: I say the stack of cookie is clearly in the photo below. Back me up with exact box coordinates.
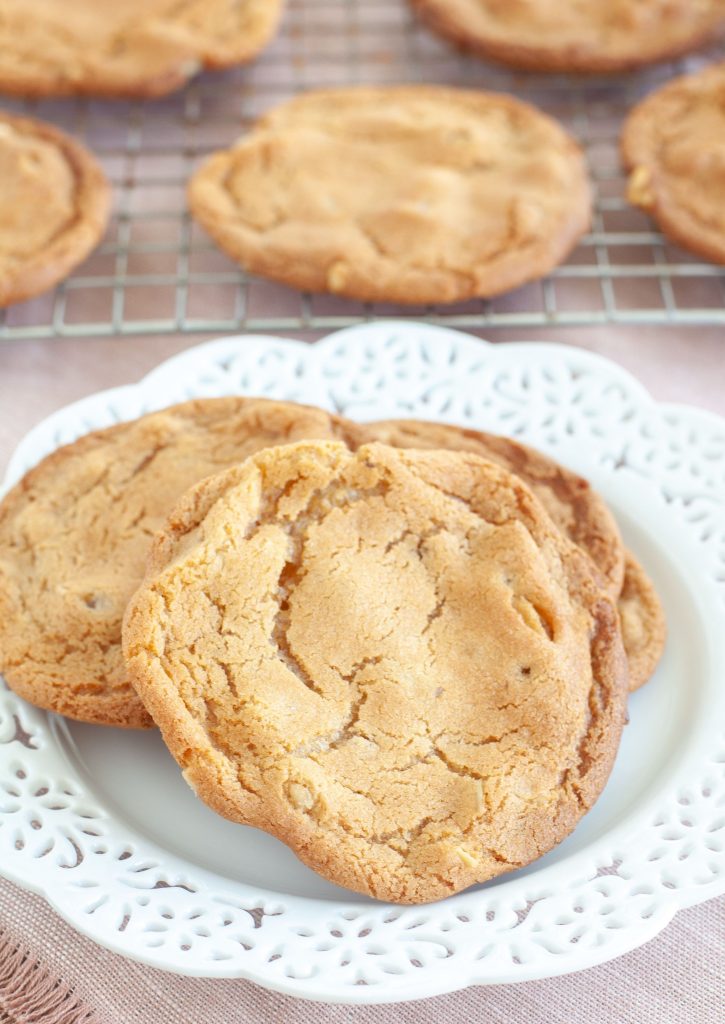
[0,398,665,903]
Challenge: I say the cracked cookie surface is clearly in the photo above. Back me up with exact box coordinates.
[0,0,283,98]
[361,419,665,690]
[411,0,725,73]
[0,113,110,307]
[188,86,591,305]
[0,398,352,728]
[623,62,725,266]
[123,441,628,903]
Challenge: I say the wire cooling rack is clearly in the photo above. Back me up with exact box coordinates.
[2,0,725,340]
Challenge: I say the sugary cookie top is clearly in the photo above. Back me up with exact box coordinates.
[412,0,725,72]
[124,441,628,903]
[0,0,283,98]
[188,86,591,304]
[623,63,725,264]
[0,398,350,728]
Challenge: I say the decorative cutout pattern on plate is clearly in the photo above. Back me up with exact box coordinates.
[0,323,723,1003]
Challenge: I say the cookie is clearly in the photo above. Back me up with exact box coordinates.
[361,419,666,690]
[623,63,725,265]
[360,419,625,597]
[0,398,353,729]
[618,553,667,692]
[411,0,725,74]
[0,0,283,99]
[188,86,591,305]
[0,114,110,308]
[123,441,628,903]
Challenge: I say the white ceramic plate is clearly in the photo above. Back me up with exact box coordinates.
[1,323,724,1005]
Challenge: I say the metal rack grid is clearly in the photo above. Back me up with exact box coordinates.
[2,0,725,341]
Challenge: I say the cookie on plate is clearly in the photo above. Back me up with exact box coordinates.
[623,63,725,265]
[361,418,665,690]
[0,398,353,729]
[411,0,725,74]
[0,113,110,308]
[188,86,591,305]
[0,0,284,98]
[123,441,628,903]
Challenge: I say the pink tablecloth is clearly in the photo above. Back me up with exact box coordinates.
[0,326,723,1023]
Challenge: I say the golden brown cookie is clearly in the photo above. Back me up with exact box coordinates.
[623,63,725,265]
[123,441,628,903]
[0,113,110,308]
[188,86,591,305]
[0,0,283,99]
[0,398,354,729]
[411,0,725,74]
[618,553,667,692]
[360,419,625,597]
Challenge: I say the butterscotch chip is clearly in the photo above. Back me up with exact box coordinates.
[123,441,628,903]
[188,86,591,306]
[618,553,667,692]
[622,63,725,265]
[0,398,353,728]
[0,114,110,308]
[0,0,283,98]
[361,419,665,690]
[411,0,725,74]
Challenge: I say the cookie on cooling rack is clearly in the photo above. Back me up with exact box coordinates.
[0,0,284,98]
[123,440,628,903]
[410,0,725,73]
[360,419,625,597]
[188,85,591,305]
[0,398,355,729]
[359,419,666,690]
[623,62,725,265]
[0,113,110,308]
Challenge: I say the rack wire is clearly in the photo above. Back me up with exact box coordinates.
[2,0,725,340]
